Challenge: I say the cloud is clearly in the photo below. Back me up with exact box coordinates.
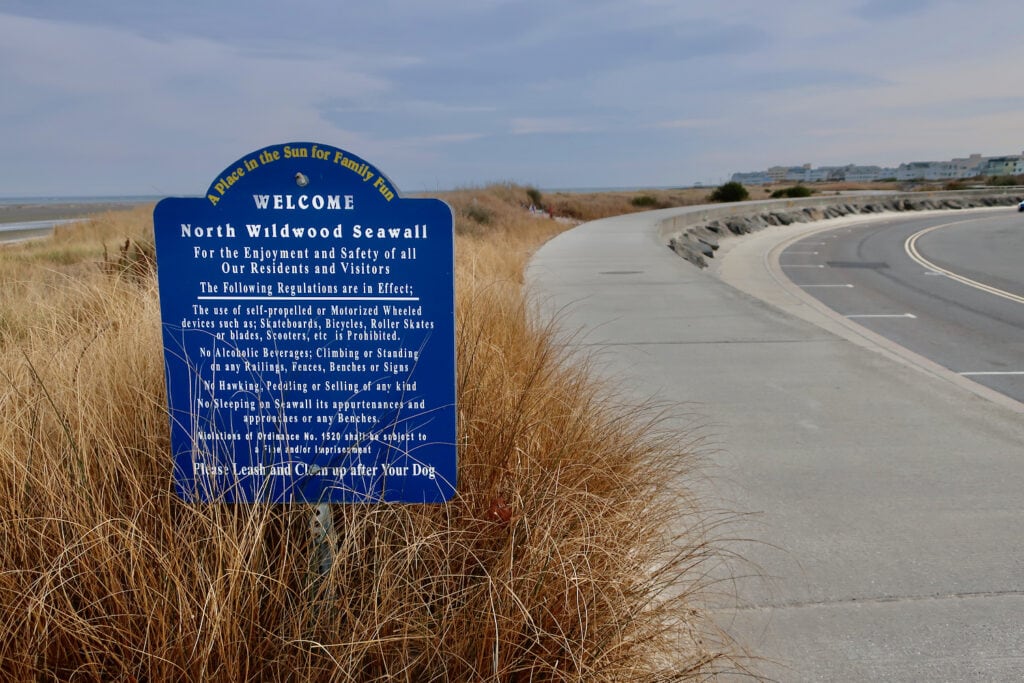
[1,1,1023,193]
[853,0,936,20]
[509,117,599,135]
[406,132,486,145]
[0,12,392,193]
[654,119,718,130]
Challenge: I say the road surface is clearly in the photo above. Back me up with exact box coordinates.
[779,209,1024,403]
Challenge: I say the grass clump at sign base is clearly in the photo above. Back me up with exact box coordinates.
[0,189,741,680]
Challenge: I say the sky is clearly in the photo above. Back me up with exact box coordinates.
[1,0,1022,197]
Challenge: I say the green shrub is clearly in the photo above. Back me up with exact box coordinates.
[630,195,659,207]
[525,186,543,207]
[989,175,1020,187]
[771,185,813,198]
[464,203,494,225]
[708,182,749,203]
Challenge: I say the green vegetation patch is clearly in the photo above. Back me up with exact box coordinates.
[771,185,813,198]
[630,194,660,207]
[709,181,749,203]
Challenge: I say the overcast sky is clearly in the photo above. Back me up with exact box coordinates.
[1,0,1021,197]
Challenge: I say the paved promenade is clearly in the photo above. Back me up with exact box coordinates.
[526,209,1024,681]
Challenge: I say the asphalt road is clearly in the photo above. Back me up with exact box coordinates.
[528,207,1024,681]
[779,209,1024,403]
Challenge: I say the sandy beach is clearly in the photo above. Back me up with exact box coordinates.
[0,200,149,244]
[0,200,148,224]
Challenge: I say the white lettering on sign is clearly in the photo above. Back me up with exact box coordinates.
[252,194,355,210]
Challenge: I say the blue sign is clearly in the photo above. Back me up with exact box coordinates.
[154,142,456,503]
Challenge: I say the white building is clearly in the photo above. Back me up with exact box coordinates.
[981,156,1024,177]
[733,152,1019,187]
[897,162,931,181]
[732,152,1023,185]
[730,171,773,185]
[804,167,831,182]
[947,154,986,178]
[842,165,891,182]
[765,166,810,183]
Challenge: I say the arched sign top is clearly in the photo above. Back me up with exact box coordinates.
[204,142,400,208]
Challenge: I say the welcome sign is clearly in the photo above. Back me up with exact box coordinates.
[153,142,456,503]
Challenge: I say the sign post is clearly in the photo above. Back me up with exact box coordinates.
[153,142,457,505]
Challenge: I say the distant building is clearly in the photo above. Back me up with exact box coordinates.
[764,165,810,183]
[948,154,986,178]
[842,165,891,182]
[731,163,813,185]
[896,159,981,181]
[981,155,1024,177]
[897,162,937,181]
[730,152,1021,186]
[730,171,773,185]
[804,167,832,182]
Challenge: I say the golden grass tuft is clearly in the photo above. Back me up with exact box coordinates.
[0,188,741,680]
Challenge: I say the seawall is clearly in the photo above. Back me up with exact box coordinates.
[658,189,1024,268]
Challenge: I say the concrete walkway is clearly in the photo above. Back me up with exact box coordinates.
[526,209,1024,681]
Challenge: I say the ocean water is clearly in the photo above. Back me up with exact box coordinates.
[0,196,158,232]
[0,195,161,206]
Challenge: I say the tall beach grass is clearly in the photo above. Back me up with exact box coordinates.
[0,191,742,680]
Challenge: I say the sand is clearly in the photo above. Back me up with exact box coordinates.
[0,200,147,224]
[0,201,149,244]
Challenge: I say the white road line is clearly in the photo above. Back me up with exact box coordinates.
[905,222,1024,305]
[799,284,854,288]
[781,264,825,268]
[959,371,1024,376]
[786,251,820,255]
[845,313,917,319]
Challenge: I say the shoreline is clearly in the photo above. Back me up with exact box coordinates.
[0,200,150,225]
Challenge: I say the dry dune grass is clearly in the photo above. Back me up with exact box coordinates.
[543,188,710,222]
[0,187,742,680]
